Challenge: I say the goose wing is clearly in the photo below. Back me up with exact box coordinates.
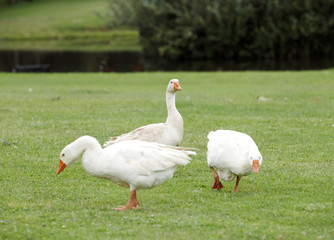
[102,140,195,190]
[103,123,166,147]
[111,140,195,173]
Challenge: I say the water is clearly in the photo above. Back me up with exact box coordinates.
[0,50,142,72]
[0,50,333,72]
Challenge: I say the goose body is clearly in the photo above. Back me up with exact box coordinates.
[207,130,262,192]
[57,136,195,210]
[103,79,183,147]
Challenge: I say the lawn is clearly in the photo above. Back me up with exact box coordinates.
[0,0,140,51]
[0,71,333,239]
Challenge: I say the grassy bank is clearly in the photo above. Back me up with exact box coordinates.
[0,0,140,51]
[0,71,333,239]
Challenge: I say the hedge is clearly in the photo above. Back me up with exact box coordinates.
[105,0,334,60]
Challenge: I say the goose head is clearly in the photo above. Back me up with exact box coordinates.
[250,154,263,174]
[167,79,182,93]
[57,141,83,174]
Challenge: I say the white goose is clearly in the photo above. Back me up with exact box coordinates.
[207,130,263,192]
[103,79,183,147]
[57,136,196,210]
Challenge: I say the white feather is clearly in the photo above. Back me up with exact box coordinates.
[60,136,196,191]
[103,79,183,147]
[207,130,262,181]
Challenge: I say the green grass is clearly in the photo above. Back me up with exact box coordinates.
[0,71,333,239]
[0,0,140,51]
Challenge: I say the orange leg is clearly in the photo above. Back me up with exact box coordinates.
[210,167,223,190]
[233,176,242,192]
[112,190,140,211]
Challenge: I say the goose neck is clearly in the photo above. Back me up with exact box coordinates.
[166,91,177,113]
[76,136,102,152]
[77,136,103,175]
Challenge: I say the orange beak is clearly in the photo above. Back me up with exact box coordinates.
[174,82,182,91]
[57,160,66,174]
[252,160,259,173]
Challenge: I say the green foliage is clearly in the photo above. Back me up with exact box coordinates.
[1,71,334,239]
[105,0,334,59]
[99,0,138,29]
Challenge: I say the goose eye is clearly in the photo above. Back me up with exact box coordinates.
[61,153,65,157]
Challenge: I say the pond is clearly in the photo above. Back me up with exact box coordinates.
[0,50,333,72]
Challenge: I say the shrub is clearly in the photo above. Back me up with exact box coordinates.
[104,0,334,60]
